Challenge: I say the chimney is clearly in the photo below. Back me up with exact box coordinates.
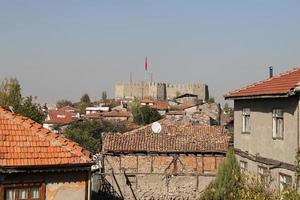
[269,66,273,78]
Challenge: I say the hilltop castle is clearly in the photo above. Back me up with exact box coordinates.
[115,82,209,101]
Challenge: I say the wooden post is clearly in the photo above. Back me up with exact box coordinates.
[202,155,205,174]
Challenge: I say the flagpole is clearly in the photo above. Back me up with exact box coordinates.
[144,57,147,82]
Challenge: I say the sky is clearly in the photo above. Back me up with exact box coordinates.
[1,1,300,105]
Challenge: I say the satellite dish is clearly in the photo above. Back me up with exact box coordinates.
[151,122,162,133]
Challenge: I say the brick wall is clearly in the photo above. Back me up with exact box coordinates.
[101,154,224,199]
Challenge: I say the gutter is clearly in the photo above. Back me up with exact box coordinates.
[224,94,290,100]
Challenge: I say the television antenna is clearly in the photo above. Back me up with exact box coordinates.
[151,122,162,133]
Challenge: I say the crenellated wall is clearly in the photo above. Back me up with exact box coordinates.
[115,82,208,100]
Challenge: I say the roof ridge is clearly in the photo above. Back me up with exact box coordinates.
[224,67,300,97]
[0,107,92,164]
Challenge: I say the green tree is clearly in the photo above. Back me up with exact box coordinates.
[101,91,107,101]
[63,119,128,153]
[213,148,241,199]
[208,96,215,103]
[0,78,22,111]
[18,96,45,124]
[0,78,45,123]
[80,93,91,104]
[56,99,73,108]
[199,148,241,200]
[224,103,229,112]
[132,105,162,125]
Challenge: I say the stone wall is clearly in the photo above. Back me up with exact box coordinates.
[115,82,208,101]
[101,154,224,199]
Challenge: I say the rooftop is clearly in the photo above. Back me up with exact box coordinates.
[0,107,92,167]
[225,67,300,99]
[44,109,78,125]
[102,119,229,154]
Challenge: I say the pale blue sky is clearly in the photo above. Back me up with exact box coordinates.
[1,1,300,105]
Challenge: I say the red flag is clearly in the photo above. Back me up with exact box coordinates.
[144,57,148,71]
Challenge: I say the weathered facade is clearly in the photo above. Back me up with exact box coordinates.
[115,82,209,101]
[0,107,93,200]
[225,67,300,191]
[101,120,230,199]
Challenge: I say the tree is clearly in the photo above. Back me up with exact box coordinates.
[132,105,162,125]
[0,78,22,111]
[0,78,45,123]
[213,148,241,199]
[101,91,107,101]
[63,119,128,153]
[56,99,73,108]
[208,96,215,103]
[18,96,45,124]
[80,93,91,104]
[199,148,241,200]
[224,102,229,112]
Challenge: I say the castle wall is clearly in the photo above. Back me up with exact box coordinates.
[166,83,208,101]
[115,82,208,101]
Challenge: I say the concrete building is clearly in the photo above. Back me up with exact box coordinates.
[100,119,230,199]
[0,107,93,200]
[115,82,209,101]
[225,67,300,191]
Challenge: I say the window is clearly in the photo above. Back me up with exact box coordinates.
[258,166,269,186]
[4,184,44,200]
[240,160,248,171]
[279,173,292,191]
[273,109,284,139]
[242,108,251,133]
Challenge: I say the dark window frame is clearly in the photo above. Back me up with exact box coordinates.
[272,108,284,140]
[242,108,251,133]
[1,183,45,200]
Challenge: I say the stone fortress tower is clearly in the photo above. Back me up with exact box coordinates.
[115,82,209,101]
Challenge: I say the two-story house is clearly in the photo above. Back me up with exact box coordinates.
[224,67,300,190]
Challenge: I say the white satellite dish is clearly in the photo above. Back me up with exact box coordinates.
[151,122,162,133]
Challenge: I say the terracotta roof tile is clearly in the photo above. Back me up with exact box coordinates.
[59,105,80,113]
[0,107,93,167]
[225,67,300,99]
[102,111,131,118]
[44,110,78,125]
[151,101,169,110]
[102,119,229,153]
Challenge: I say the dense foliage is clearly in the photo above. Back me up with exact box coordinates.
[56,99,73,108]
[18,96,45,124]
[199,149,300,200]
[63,119,128,154]
[0,78,45,123]
[132,105,162,125]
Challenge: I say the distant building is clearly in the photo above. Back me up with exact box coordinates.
[175,93,201,105]
[115,82,209,101]
[43,106,80,133]
[225,67,300,191]
[102,110,131,121]
[85,106,110,115]
[0,107,93,200]
[100,119,230,199]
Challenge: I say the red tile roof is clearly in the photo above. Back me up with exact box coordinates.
[141,99,155,104]
[59,105,80,113]
[102,111,131,118]
[151,101,169,110]
[0,107,93,167]
[170,104,197,111]
[166,111,186,116]
[44,110,78,125]
[225,67,300,99]
[102,120,229,153]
